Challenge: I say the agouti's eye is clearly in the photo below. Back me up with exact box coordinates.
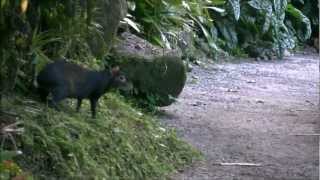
[119,76,126,82]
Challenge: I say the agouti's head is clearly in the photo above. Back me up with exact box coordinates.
[110,66,132,91]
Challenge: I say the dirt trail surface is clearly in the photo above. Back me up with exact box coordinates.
[161,52,319,180]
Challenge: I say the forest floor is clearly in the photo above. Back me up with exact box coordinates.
[160,49,319,180]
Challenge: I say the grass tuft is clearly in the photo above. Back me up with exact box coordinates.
[1,94,201,179]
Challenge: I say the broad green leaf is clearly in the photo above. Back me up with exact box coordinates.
[204,6,225,13]
[182,0,191,11]
[123,17,141,33]
[263,11,273,33]
[273,0,288,19]
[228,0,240,20]
[211,0,227,6]
[188,13,218,51]
[248,0,273,32]
[216,20,238,49]
[160,32,172,49]
[1,0,6,9]
[286,4,312,40]
[248,0,272,10]
[127,1,136,11]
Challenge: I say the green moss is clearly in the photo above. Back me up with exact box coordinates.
[1,94,200,179]
[116,55,187,106]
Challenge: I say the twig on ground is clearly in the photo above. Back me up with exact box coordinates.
[0,110,19,117]
[291,134,320,136]
[213,162,262,167]
[1,122,24,133]
[1,121,24,151]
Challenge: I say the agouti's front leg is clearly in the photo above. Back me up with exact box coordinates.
[90,98,98,118]
[76,98,82,112]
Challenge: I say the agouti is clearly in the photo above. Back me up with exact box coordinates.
[37,60,129,118]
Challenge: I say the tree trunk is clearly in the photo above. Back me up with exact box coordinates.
[0,51,3,112]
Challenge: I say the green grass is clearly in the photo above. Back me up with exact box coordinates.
[1,94,201,179]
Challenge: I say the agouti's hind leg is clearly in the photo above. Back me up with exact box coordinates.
[38,88,49,102]
[90,98,98,118]
[76,98,82,112]
[49,87,67,111]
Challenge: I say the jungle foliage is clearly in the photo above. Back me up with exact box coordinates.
[126,0,318,59]
[0,0,117,97]
[0,0,318,102]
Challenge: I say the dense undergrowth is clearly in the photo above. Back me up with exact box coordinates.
[1,0,318,98]
[126,0,318,59]
[0,93,201,179]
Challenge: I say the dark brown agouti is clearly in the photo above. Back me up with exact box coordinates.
[37,60,129,118]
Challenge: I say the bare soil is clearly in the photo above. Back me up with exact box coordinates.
[161,51,319,180]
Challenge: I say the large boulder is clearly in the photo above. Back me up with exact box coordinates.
[111,32,186,106]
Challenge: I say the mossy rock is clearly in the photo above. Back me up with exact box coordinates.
[112,33,186,106]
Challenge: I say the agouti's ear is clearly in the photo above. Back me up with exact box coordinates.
[111,66,120,76]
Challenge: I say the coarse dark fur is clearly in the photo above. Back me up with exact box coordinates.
[37,60,128,118]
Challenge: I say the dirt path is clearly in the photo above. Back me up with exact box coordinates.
[161,52,319,180]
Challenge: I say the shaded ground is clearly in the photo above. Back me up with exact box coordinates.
[160,51,319,180]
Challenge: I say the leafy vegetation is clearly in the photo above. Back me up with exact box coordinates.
[1,94,200,179]
[126,0,318,59]
[0,0,318,97]
[0,0,112,96]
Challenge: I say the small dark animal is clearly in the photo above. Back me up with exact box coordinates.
[37,60,128,118]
